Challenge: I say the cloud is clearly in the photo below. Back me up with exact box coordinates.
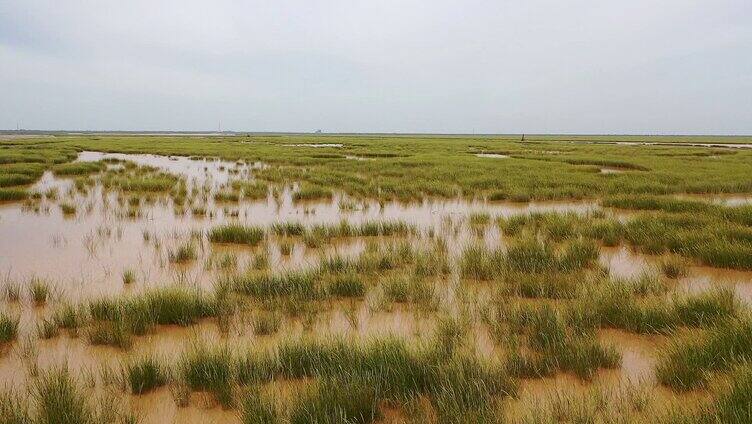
[1,0,750,133]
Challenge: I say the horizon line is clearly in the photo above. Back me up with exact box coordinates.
[2,129,751,137]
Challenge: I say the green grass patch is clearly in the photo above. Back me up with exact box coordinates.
[0,188,26,201]
[293,183,332,201]
[33,367,92,424]
[87,286,219,348]
[209,224,265,246]
[52,161,105,176]
[505,305,620,379]
[0,173,35,187]
[326,274,366,298]
[180,342,235,407]
[656,316,752,391]
[125,355,168,394]
[233,271,320,300]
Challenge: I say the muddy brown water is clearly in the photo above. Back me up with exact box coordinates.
[1,151,750,422]
[600,245,752,304]
[0,151,602,294]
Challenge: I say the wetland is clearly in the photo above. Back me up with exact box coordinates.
[1,134,752,423]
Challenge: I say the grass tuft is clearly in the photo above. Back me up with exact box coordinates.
[209,224,265,246]
[0,312,20,343]
[240,388,277,424]
[0,389,31,424]
[29,278,51,306]
[33,367,92,424]
[168,241,197,262]
[234,271,320,300]
[125,355,168,394]
[180,342,235,407]
[656,316,752,391]
[253,312,282,336]
[122,269,136,285]
[661,257,689,279]
[326,274,366,298]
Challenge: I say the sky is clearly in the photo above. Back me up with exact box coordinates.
[1,1,751,134]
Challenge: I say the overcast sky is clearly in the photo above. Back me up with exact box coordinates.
[1,1,751,134]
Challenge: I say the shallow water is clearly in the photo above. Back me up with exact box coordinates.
[2,151,748,310]
[600,167,626,174]
[598,329,664,384]
[568,140,752,149]
[0,152,604,295]
[282,143,343,148]
[1,151,748,422]
[475,153,509,158]
[77,151,264,190]
[674,192,752,206]
[600,245,752,303]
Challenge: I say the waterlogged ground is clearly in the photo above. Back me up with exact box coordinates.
[0,152,608,294]
[1,142,752,423]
